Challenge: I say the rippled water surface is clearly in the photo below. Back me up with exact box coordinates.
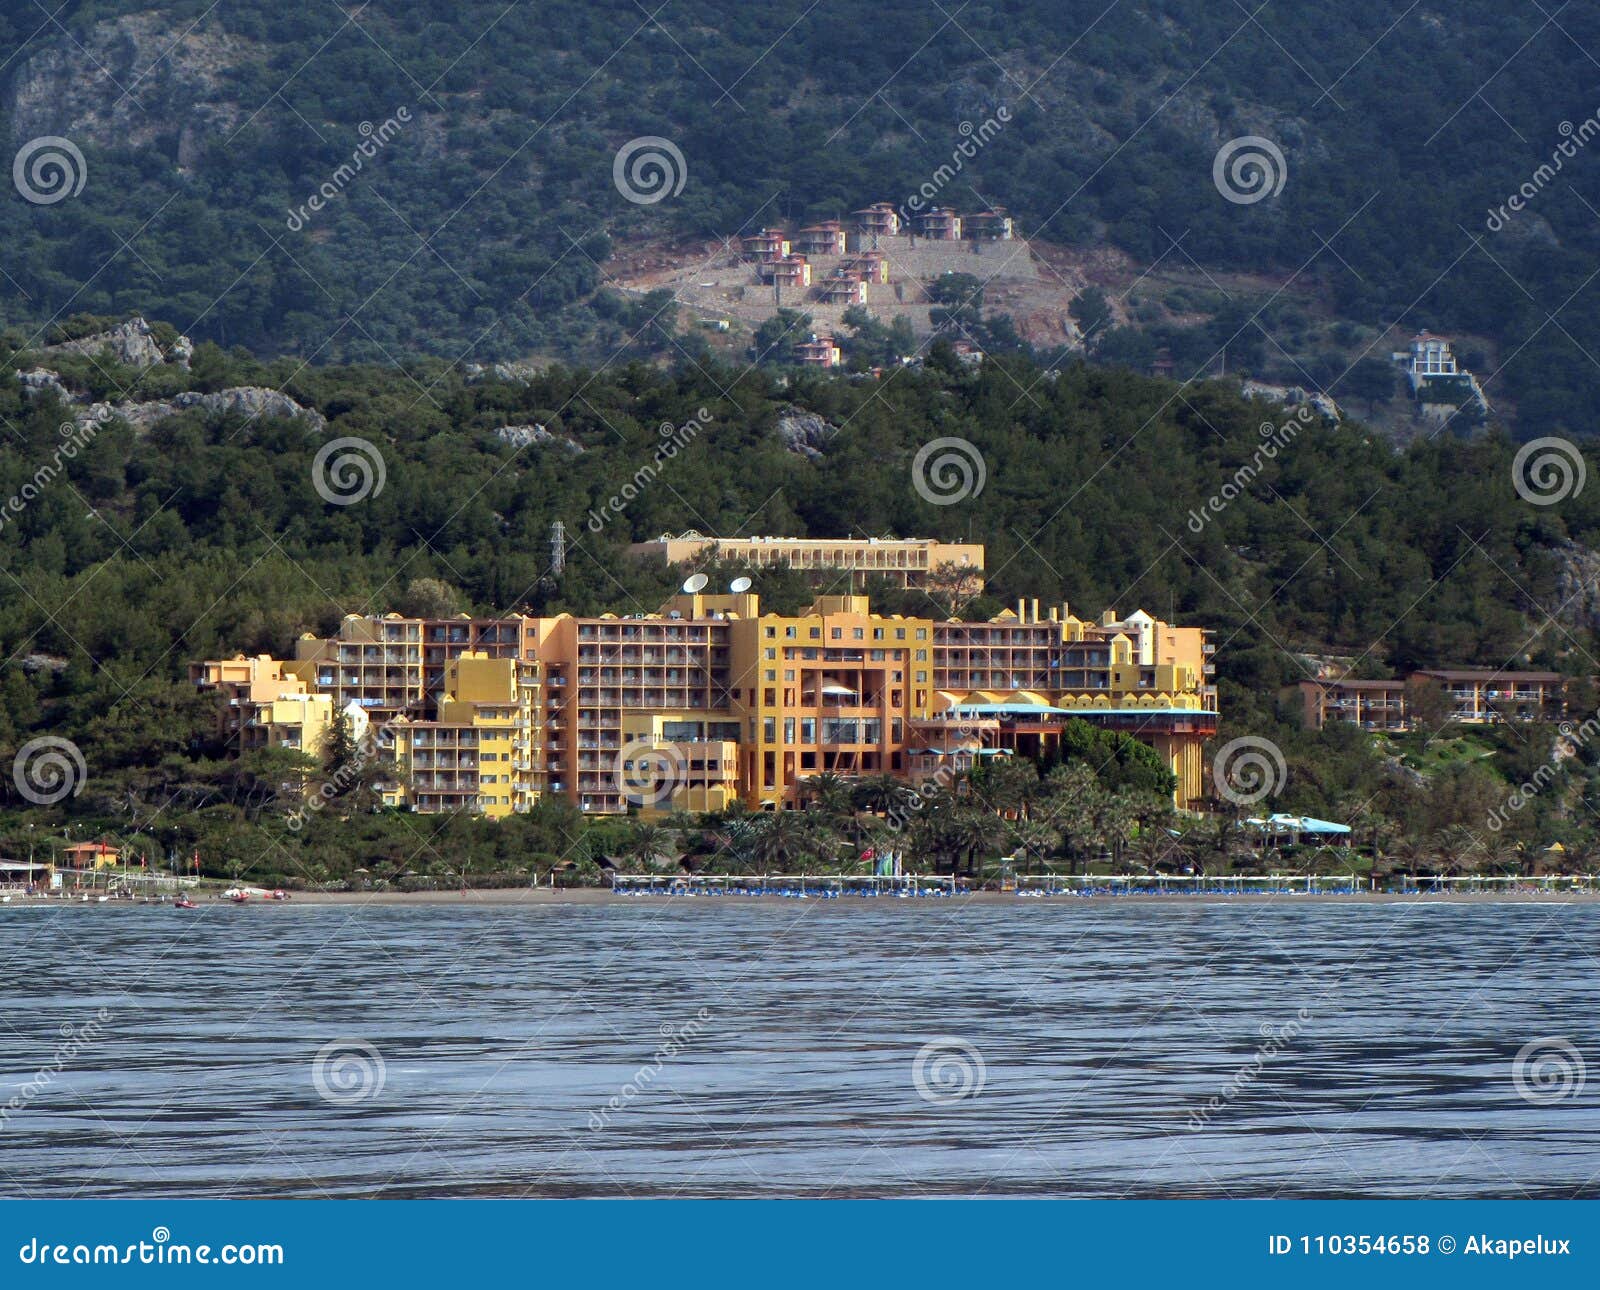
[2,899,1597,1197]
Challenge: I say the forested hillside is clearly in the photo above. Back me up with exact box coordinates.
[5,2,1600,431]
[5,326,1600,876]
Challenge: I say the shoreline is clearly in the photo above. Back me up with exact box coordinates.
[7,888,1600,908]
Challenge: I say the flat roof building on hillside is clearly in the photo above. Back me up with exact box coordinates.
[627,534,986,591]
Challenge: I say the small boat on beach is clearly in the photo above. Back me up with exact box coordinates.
[174,896,198,910]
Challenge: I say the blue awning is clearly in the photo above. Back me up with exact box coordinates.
[1244,813,1352,835]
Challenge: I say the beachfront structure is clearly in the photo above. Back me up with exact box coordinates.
[627,534,986,593]
[60,841,120,870]
[1297,669,1569,731]
[284,612,537,717]
[193,582,1218,816]
[379,653,541,817]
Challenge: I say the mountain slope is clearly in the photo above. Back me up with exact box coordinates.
[4,2,1600,430]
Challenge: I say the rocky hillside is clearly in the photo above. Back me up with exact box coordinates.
[3,3,1600,433]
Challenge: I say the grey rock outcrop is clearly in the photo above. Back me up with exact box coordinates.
[84,387,325,434]
[38,317,191,370]
[492,424,582,453]
[775,408,838,460]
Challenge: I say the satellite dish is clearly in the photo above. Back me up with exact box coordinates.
[682,573,709,594]
[729,576,752,594]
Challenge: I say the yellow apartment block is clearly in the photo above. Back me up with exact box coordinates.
[194,575,1219,815]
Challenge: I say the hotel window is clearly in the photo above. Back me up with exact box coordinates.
[785,626,797,638]
[800,717,815,743]
[915,649,927,661]
[893,670,903,682]
[784,669,794,681]
[764,688,776,705]
[831,628,842,640]
[784,718,795,744]
[809,628,821,639]
[916,671,927,682]
[765,648,776,660]
[763,718,776,743]
[895,628,906,640]
[873,628,884,640]
[852,628,864,640]
[765,626,775,638]
[916,629,927,640]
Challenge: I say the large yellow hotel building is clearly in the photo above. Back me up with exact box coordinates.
[192,542,1217,815]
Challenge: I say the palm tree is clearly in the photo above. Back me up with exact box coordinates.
[621,822,669,872]
[854,773,910,819]
[750,811,823,873]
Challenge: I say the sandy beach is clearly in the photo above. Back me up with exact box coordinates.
[9,887,1600,908]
